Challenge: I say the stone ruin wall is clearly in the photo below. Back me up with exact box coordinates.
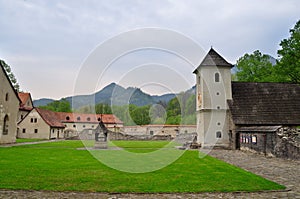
[274,127,300,160]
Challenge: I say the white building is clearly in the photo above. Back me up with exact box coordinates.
[0,63,20,144]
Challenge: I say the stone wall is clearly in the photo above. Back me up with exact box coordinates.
[274,127,300,160]
[77,129,172,141]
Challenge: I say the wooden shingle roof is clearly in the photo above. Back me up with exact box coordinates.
[228,82,300,125]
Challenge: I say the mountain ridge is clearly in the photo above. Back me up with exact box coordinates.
[33,83,195,109]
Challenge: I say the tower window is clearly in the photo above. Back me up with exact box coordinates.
[215,72,220,82]
[216,131,222,138]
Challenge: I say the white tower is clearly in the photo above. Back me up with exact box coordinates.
[193,48,233,148]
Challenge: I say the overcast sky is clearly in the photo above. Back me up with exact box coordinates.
[0,0,299,100]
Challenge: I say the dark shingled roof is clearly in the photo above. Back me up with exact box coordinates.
[193,48,232,73]
[228,82,300,125]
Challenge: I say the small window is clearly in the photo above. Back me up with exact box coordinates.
[83,125,86,128]
[5,93,9,101]
[252,135,257,144]
[34,118,37,123]
[34,129,38,133]
[216,92,220,96]
[73,124,76,128]
[216,131,222,138]
[217,122,221,126]
[22,128,26,133]
[31,118,34,123]
[2,115,9,135]
[21,115,24,120]
[92,125,94,128]
[215,72,220,82]
[77,117,81,121]
[52,129,55,133]
[150,130,154,135]
[66,116,70,120]
[97,118,101,121]
[87,117,91,121]
[217,106,220,109]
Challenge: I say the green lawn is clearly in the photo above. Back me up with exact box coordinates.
[16,138,46,143]
[0,140,284,193]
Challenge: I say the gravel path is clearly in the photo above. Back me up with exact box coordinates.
[0,149,299,198]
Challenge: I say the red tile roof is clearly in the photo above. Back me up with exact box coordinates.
[18,92,33,111]
[56,112,123,124]
[35,108,123,128]
[35,108,65,128]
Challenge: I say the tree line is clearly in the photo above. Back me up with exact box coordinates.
[235,20,300,83]
[39,91,196,126]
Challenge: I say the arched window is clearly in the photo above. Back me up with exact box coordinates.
[3,115,9,135]
[66,116,70,121]
[216,131,222,138]
[215,72,220,82]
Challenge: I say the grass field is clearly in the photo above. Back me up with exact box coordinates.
[16,138,45,143]
[0,140,284,193]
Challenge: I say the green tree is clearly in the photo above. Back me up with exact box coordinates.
[276,19,300,83]
[39,99,72,113]
[236,50,275,82]
[95,103,112,114]
[0,59,20,91]
[166,97,181,125]
[129,105,151,125]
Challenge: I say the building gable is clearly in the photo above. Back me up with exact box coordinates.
[193,48,233,74]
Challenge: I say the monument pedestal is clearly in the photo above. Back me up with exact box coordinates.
[94,140,108,149]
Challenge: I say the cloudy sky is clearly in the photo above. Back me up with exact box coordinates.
[0,0,299,100]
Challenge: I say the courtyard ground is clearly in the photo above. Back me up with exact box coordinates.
[0,142,299,198]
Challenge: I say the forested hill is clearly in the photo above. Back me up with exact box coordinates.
[33,83,195,109]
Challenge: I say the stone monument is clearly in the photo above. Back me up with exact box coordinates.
[94,120,108,149]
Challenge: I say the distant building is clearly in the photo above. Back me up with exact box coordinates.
[17,107,124,139]
[194,48,300,159]
[17,108,65,139]
[18,92,34,123]
[0,63,20,144]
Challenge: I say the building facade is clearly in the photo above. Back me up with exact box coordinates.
[17,107,124,140]
[18,92,34,123]
[0,64,20,144]
[193,48,233,148]
[194,48,300,159]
